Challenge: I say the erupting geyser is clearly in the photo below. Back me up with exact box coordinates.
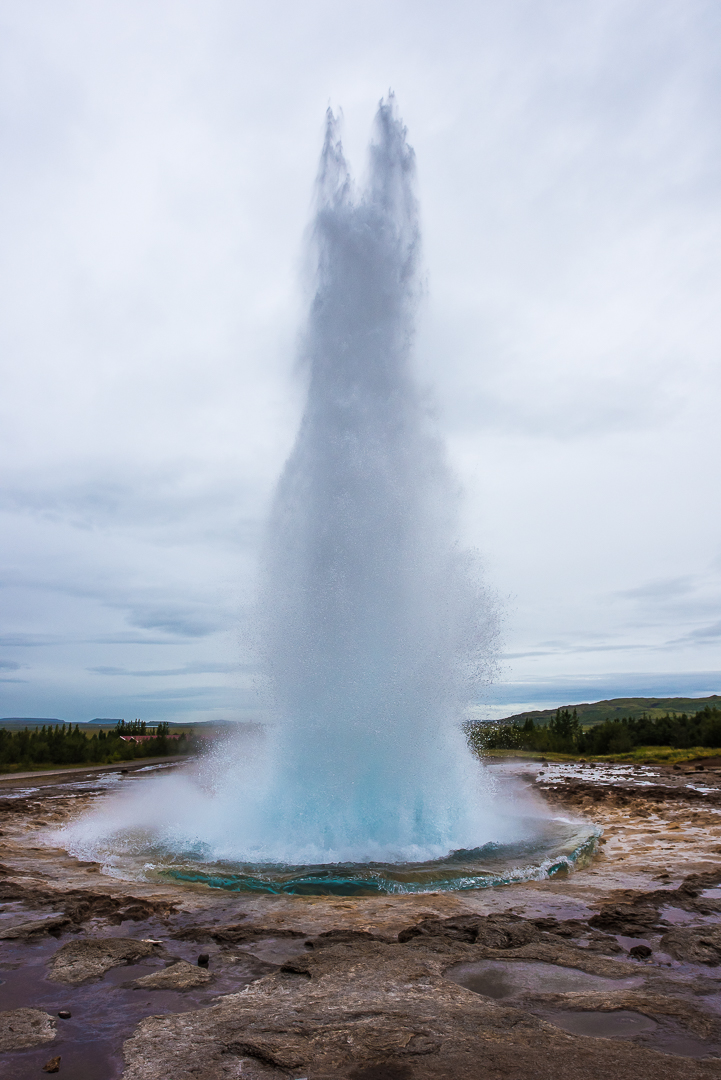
[61,98,597,891]
[254,98,500,862]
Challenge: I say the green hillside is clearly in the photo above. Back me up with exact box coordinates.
[497,695,721,729]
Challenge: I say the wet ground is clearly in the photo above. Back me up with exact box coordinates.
[2,756,721,1078]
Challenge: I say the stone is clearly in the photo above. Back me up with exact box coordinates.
[588,903,660,935]
[48,936,163,984]
[197,953,210,967]
[397,913,540,948]
[0,914,72,939]
[661,926,721,965]
[120,941,721,1079]
[629,945,652,960]
[0,1008,57,1051]
[133,960,213,991]
[57,1010,72,1019]
[306,929,381,949]
[173,921,304,945]
[43,1056,61,1073]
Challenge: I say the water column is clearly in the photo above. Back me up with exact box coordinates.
[254,98,499,863]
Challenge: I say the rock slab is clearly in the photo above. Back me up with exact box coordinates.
[133,959,213,991]
[121,941,721,1080]
[0,1008,57,1051]
[48,936,162,984]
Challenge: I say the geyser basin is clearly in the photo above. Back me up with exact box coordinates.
[154,819,599,896]
[59,762,599,896]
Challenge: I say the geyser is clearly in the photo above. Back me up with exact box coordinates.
[60,99,597,891]
[253,97,500,862]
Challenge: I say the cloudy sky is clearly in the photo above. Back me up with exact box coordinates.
[1,0,720,723]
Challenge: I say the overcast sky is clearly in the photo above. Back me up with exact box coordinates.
[1,0,720,723]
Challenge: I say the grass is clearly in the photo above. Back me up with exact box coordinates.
[481,746,721,765]
[0,752,188,776]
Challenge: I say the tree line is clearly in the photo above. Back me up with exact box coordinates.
[0,720,193,769]
[467,705,721,756]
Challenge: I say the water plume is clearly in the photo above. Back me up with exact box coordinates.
[252,97,500,861]
[59,99,593,889]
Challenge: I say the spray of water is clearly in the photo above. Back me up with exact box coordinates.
[59,99,571,880]
[252,98,500,860]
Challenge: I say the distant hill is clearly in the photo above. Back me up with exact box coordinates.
[495,695,721,729]
[0,717,61,731]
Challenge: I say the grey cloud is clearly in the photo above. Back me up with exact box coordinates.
[667,621,721,645]
[90,634,192,646]
[0,660,21,671]
[619,577,697,601]
[502,641,650,659]
[126,605,229,638]
[89,662,241,677]
[687,622,721,641]
[0,570,235,641]
[443,375,680,442]
[0,472,265,548]
[130,687,241,702]
[483,671,721,707]
[0,634,58,647]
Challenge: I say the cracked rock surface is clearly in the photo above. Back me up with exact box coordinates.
[121,939,720,1080]
[132,959,213,990]
[0,1007,57,1051]
[4,758,721,1077]
[48,937,163,984]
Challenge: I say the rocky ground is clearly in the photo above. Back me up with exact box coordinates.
[2,757,721,1078]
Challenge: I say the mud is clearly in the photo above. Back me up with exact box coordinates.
[2,757,721,1077]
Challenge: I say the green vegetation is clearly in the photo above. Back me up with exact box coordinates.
[481,745,721,765]
[467,704,721,759]
[0,719,194,772]
[493,694,721,729]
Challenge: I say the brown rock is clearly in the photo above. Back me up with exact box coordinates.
[48,936,163,984]
[133,960,213,991]
[43,1056,61,1073]
[588,903,660,935]
[661,926,721,965]
[173,921,304,945]
[0,914,72,940]
[307,929,382,948]
[0,1008,56,1051]
[397,913,540,948]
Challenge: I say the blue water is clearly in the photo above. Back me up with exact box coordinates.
[145,818,600,896]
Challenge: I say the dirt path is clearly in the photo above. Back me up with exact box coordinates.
[0,755,188,788]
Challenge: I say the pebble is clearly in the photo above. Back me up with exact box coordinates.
[197,953,210,967]
[57,1010,71,1019]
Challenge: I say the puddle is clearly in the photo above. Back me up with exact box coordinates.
[539,1009,720,1057]
[544,1009,657,1038]
[444,960,643,998]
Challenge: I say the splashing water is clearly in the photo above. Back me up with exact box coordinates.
[60,99,595,889]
